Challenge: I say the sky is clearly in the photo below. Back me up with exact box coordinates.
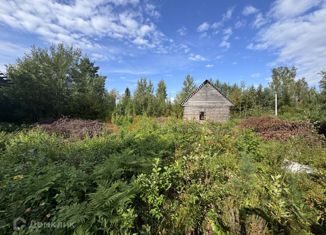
[1,0,326,98]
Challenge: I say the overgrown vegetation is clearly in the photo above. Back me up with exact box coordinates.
[1,44,326,234]
[0,117,325,234]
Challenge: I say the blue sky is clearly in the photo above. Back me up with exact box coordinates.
[1,0,325,98]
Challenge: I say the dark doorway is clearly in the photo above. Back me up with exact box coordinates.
[199,112,205,120]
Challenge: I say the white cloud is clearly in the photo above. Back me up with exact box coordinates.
[144,3,160,18]
[211,22,222,29]
[196,21,222,37]
[0,41,29,71]
[251,72,261,78]
[177,26,187,36]
[108,0,139,6]
[197,8,234,38]
[179,44,190,53]
[0,41,28,56]
[219,27,232,49]
[249,0,326,83]
[197,22,210,32]
[223,7,234,21]
[205,64,214,68]
[242,5,259,16]
[235,20,245,29]
[189,53,206,61]
[91,53,109,61]
[219,41,230,49]
[270,0,321,18]
[0,0,164,53]
[110,68,155,75]
[223,28,232,39]
[253,13,267,28]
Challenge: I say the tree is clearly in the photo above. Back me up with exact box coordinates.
[293,78,309,106]
[134,78,155,115]
[114,87,134,116]
[3,44,110,122]
[320,71,326,92]
[176,75,196,103]
[243,86,257,115]
[124,87,131,100]
[228,85,242,113]
[105,90,118,119]
[146,80,156,116]
[270,66,296,108]
[156,80,167,116]
[70,57,108,119]
[320,71,326,111]
[262,87,274,108]
[174,75,197,118]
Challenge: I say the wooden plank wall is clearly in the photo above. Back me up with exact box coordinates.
[183,83,232,122]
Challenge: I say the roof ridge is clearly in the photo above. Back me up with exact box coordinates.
[181,80,234,106]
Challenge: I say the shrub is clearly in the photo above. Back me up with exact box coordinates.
[0,116,325,234]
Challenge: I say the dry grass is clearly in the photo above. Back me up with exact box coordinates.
[39,117,106,139]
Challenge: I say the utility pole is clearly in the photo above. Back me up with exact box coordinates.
[275,93,278,116]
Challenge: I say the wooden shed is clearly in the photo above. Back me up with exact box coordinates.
[181,80,233,122]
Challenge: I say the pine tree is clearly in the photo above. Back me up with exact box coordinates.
[156,80,167,116]
[173,75,197,118]
[176,75,196,104]
[124,87,131,100]
[134,79,155,115]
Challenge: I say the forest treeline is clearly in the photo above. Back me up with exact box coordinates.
[1,44,325,123]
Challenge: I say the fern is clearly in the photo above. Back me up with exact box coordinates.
[56,202,89,225]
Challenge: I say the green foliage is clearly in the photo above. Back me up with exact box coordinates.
[176,75,197,103]
[56,181,137,234]
[133,78,155,116]
[174,75,197,117]
[0,44,113,122]
[114,79,172,118]
[136,158,180,227]
[0,117,325,234]
[113,87,135,118]
[112,113,133,126]
[212,66,322,120]
[271,66,297,107]
[155,80,168,116]
[320,71,326,112]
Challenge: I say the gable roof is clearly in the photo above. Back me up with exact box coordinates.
[181,80,234,106]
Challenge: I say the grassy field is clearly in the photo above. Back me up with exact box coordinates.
[0,116,325,234]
